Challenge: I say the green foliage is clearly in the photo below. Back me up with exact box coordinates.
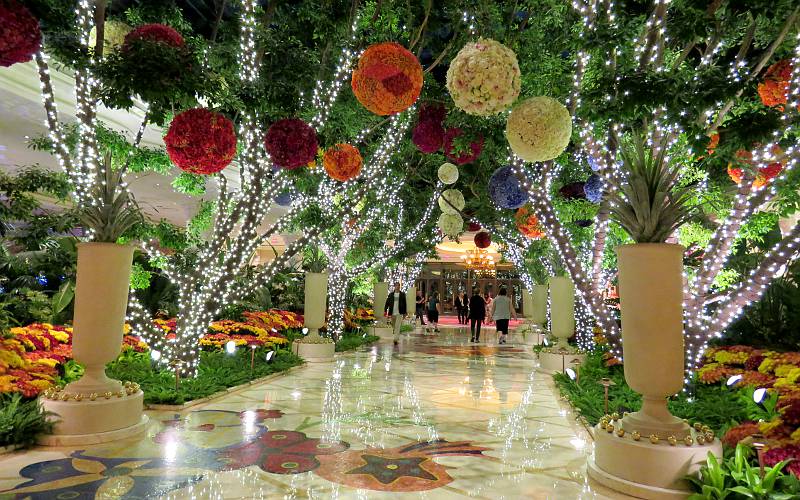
[106,348,302,405]
[0,393,55,448]
[129,262,152,290]
[172,173,207,196]
[49,280,74,324]
[335,332,380,352]
[78,154,143,243]
[737,387,780,422]
[687,444,800,500]
[187,201,215,238]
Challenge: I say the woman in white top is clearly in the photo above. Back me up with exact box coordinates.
[492,287,516,344]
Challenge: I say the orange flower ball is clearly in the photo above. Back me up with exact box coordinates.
[323,143,363,182]
[351,42,423,115]
[758,60,792,109]
[515,205,545,239]
[728,145,784,188]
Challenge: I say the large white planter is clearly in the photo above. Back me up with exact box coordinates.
[549,276,574,349]
[531,284,548,326]
[374,282,389,325]
[521,289,533,319]
[405,286,416,316]
[292,272,334,362]
[617,243,688,439]
[41,243,145,442]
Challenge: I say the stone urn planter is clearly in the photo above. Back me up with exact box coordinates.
[292,272,334,362]
[40,243,146,444]
[548,276,574,349]
[531,284,548,328]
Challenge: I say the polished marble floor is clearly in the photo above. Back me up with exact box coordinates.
[0,326,634,499]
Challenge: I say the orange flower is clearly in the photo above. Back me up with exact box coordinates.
[515,205,545,238]
[351,42,423,115]
[757,60,793,109]
[323,143,362,182]
[728,145,784,188]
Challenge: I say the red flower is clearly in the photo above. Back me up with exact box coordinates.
[165,108,237,175]
[264,118,318,170]
[123,23,185,51]
[728,146,784,188]
[443,128,483,165]
[351,42,423,115]
[412,119,445,153]
[779,398,800,426]
[219,430,349,474]
[468,221,481,232]
[0,0,41,67]
[323,144,362,182]
[721,421,760,448]
[474,231,491,249]
[764,445,800,477]
[745,354,766,371]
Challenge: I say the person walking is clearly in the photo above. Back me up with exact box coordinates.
[426,291,441,333]
[384,282,407,346]
[469,287,485,343]
[484,293,494,325]
[454,292,464,324]
[492,287,516,344]
[415,291,427,326]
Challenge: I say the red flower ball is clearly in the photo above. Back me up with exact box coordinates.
[758,60,793,109]
[123,23,185,51]
[443,128,483,165]
[474,231,491,249]
[165,108,237,175]
[412,119,444,153]
[323,144,362,182]
[265,118,318,170]
[418,102,447,124]
[0,1,41,67]
[468,221,481,232]
[351,42,423,115]
[515,205,545,239]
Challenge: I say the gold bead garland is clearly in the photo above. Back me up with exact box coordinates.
[595,414,718,447]
[40,381,141,402]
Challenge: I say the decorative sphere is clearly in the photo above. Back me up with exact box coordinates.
[351,42,423,115]
[265,118,318,170]
[443,128,483,165]
[515,205,545,238]
[437,213,463,237]
[438,189,465,214]
[474,231,491,249]
[412,119,445,153]
[0,1,41,67]
[506,96,572,162]
[437,163,459,185]
[446,38,521,116]
[275,191,292,206]
[468,221,481,232]
[488,166,528,209]
[584,174,603,203]
[123,23,185,51]
[323,143,363,182]
[165,108,237,175]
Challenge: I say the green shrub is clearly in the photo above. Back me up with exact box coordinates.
[0,393,55,448]
[335,332,380,352]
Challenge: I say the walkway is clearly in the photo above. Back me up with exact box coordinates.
[0,327,632,499]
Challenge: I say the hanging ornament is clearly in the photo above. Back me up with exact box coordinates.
[122,23,185,51]
[584,174,603,203]
[165,108,237,175]
[443,128,483,165]
[515,205,545,239]
[474,231,491,249]
[758,60,793,110]
[351,42,423,115]
[488,166,528,209]
[265,118,318,170]
[446,38,521,116]
[506,96,572,162]
[438,189,465,215]
[468,221,481,232]
[412,120,445,153]
[437,163,459,185]
[437,213,463,237]
[0,0,41,67]
[323,143,363,182]
[559,181,586,200]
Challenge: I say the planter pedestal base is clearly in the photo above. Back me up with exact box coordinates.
[292,340,334,362]
[537,349,586,374]
[369,326,394,340]
[515,322,546,345]
[40,391,146,445]
[589,423,721,499]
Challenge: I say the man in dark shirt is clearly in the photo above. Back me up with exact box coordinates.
[469,287,486,343]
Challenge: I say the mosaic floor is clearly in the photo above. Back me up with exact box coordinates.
[0,326,634,499]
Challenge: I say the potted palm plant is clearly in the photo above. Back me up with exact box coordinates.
[608,131,696,439]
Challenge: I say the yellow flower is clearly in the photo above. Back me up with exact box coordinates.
[791,427,800,444]
[775,364,797,377]
[759,358,779,374]
[787,368,800,384]
[759,418,784,435]
[774,377,792,388]
[33,358,59,368]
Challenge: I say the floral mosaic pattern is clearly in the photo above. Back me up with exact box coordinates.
[219,430,350,474]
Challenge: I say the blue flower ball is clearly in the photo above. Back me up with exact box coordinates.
[488,166,528,209]
[584,174,603,204]
[275,191,293,206]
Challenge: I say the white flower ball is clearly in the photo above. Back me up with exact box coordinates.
[438,189,465,214]
[446,38,521,116]
[90,20,132,55]
[438,213,463,237]
[506,96,572,162]
[438,163,459,185]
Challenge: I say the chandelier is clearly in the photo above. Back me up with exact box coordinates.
[461,248,496,276]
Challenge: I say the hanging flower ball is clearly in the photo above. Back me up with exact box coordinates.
[90,20,131,55]
[412,119,445,153]
[758,60,793,109]
[474,231,491,249]
[443,128,483,165]
[323,143,363,182]
[446,38,521,116]
[488,166,528,209]
[418,102,447,124]
[438,189,465,214]
[351,42,423,115]
[506,96,572,162]
[265,118,318,170]
[275,191,293,206]
[515,205,545,239]
[122,23,185,51]
[728,146,784,188]
[437,163,459,185]
[165,108,237,175]
[575,219,593,228]
[584,174,603,203]
[587,155,601,172]
[0,1,41,67]
[468,221,482,232]
[559,181,586,200]
[437,213,463,237]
